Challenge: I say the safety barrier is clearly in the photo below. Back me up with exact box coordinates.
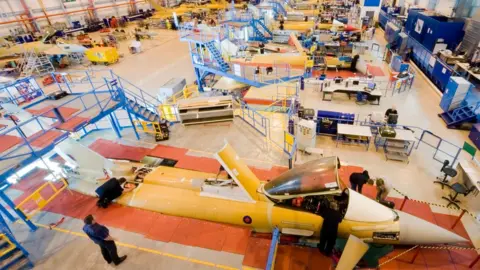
[376,185,480,268]
[265,227,280,270]
[15,178,69,220]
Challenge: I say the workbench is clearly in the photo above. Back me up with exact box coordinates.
[455,62,480,82]
[454,160,480,196]
[322,85,382,104]
[374,128,416,163]
[336,124,372,150]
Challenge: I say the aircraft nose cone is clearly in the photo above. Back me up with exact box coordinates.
[397,211,468,245]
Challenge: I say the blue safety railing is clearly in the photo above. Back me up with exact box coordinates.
[0,70,165,180]
[239,101,269,137]
[265,227,280,270]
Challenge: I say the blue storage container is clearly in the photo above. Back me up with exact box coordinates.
[439,77,473,112]
[405,11,465,52]
[316,110,355,135]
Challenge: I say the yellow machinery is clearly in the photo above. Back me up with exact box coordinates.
[133,120,169,141]
[15,178,68,220]
[159,84,199,122]
[85,47,119,66]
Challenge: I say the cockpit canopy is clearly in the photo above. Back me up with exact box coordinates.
[263,157,342,199]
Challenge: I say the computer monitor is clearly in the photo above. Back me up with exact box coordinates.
[353,80,359,85]
[387,114,398,125]
[335,78,342,84]
[367,82,375,89]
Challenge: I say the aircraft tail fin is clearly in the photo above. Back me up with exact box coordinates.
[214,142,260,202]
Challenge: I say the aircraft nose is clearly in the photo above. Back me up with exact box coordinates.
[397,211,468,245]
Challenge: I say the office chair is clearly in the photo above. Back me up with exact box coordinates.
[434,160,457,189]
[442,183,475,209]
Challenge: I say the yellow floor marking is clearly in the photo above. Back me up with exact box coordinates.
[15,220,241,269]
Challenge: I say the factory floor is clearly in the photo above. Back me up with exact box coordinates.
[4,25,480,269]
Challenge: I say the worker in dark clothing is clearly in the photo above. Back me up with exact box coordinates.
[350,54,360,72]
[385,105,398,124]
[385,105,398,118]
[83,215,127,265]
[259,43,265,54]
[349,170,370,194]
[318,201,343,256]
[95,177,134,208]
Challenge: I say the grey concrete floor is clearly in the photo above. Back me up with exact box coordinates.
[8,211,244,270]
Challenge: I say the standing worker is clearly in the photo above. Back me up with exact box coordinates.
[349,170,370,194]
[318,201,343,256]
[95,177,135,208]
[385,105,398,124]
[83,215,127,265]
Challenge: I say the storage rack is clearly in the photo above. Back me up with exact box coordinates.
[374,128,416,163]
[178,96,234,125]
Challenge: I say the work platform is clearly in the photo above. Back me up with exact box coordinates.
[179,25,304,89]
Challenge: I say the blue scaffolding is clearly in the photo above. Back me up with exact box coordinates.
[179,25,303,89]
[0,70,165,254]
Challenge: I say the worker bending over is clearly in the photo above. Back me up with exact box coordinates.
[349,170,370,194]
[95,177,135,208]
[375,178,395,209]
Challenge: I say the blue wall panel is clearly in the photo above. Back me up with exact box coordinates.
[364,0,380,6]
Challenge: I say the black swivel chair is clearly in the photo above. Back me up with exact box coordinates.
[442,183,475,209]
[434,160,457,189]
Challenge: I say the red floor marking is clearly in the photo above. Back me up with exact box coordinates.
[53,116,90,132]
[27,106,79,119]
[170,218,228,251]
[146,215,183,243]
[450,249,480,269]
[89,139,151,162]
[148,144,189,160]
[242,98,276,106]
[421,249,455,268]
[307,249,333,269]
[432,213,472,242]
[0,135,23,153]
[367,64,386,77]
[242,237,271,269]
[28,130,65,148]
[11,169,48,192]
[311,70,365,78]
[222,226,251,254]
[174,156,220,174]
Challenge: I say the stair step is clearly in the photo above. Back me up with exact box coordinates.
[0,250,23,269]
[9,258,30,270]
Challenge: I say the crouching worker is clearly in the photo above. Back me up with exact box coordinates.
[95,177,135,208]
[374,178,395,209]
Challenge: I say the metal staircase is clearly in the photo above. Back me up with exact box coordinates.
[204,41,230,72]
[18,49,55,78]
[251,25,269,43]
[0,216,32,270]
[256,19,273,38]
[269,0,287,16]
[439,101,480,128]
[107,79,162,122]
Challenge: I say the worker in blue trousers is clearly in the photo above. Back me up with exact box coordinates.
[300,76,305,90]
[83,215,127,265]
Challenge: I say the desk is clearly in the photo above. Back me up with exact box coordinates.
[455,62,480,81]
[336,124,372,150]
[454,160,480,196]
[375,128,416,163]
[322,85,382,105]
